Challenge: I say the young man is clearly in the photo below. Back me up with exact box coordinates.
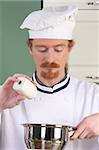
[0,6,99,150]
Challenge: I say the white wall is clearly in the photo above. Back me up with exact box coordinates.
[44,0,98,9]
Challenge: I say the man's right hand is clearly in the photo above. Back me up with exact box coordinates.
[0,74,32,110]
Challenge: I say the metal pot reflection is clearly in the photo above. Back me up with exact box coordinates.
[22,123,73,150]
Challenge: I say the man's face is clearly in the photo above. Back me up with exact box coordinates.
[29,39,72,80]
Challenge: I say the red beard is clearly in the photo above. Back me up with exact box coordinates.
[41,70,59,80]
[40,61,60,79]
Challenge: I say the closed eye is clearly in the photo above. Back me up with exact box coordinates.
[35,46,48,52]
[54,45,66,52]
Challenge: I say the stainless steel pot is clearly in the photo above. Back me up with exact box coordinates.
[22,123,74,150]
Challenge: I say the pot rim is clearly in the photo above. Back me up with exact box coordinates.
[22,123,71,129]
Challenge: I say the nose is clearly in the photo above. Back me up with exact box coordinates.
[46,48,55,63]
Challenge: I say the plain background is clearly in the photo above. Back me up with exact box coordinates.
[0,0,42,84]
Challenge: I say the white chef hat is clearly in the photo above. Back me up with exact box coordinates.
[20,5,78,40]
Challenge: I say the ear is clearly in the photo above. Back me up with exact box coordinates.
[68,46,72,53]
[27,39,33,55]
[28,46,33,55]
[68,40,75,52]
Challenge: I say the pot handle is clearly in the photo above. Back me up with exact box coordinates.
[67,127,76,140]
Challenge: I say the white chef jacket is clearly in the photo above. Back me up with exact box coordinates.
[0,73,99,150]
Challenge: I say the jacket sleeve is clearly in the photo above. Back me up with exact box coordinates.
[0,85,2,144]
[97,86,99,111]
[0,110,1,135]
[0,85,2,125]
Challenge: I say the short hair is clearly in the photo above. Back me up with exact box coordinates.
[27,39,75,49]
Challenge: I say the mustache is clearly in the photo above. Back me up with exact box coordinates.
[40,62,60,68]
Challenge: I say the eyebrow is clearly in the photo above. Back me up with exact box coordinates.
[34,43,67,47]
[34,45,47,47]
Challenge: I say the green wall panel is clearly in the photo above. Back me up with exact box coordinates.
[0,0,41,84]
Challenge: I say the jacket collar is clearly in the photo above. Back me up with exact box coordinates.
[32,72,70,94]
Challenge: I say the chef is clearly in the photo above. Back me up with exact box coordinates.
[0,5,99,150]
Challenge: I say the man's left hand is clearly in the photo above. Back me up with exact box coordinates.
[71,113,99,140]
